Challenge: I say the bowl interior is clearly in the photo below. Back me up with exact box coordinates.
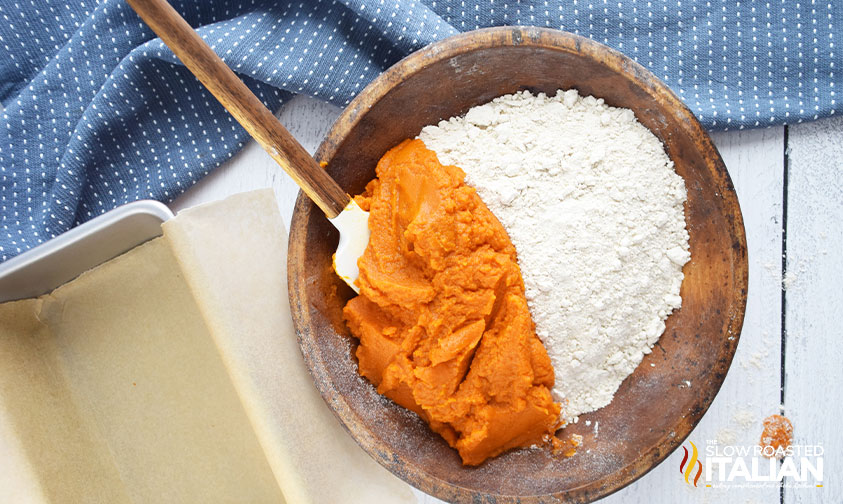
[288,28,747,503]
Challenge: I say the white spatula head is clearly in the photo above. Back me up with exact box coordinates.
[328,200,370,293]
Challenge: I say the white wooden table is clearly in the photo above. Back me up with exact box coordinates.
[172,95,842,504]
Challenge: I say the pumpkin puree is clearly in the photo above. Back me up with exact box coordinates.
[343,139,561,465]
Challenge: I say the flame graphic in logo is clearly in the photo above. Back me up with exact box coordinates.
[679,441,703,487]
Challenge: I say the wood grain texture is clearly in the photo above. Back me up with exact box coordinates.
[126,0,350,218]
[287,27,747,504]
[784,116,843,504]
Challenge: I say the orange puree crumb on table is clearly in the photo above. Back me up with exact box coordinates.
[343,139,561,466]
[760,414,793,459]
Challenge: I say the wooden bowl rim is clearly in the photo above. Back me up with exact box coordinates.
[289,26,748,503]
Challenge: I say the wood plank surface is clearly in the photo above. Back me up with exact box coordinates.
[171,95,832,503]
[783,116,843,504]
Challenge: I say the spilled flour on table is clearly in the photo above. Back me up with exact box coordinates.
[420,90,690,421]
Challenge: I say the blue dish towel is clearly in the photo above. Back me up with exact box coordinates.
[0,0,839,261]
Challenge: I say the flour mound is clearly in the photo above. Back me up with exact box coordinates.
[419,90,690,421]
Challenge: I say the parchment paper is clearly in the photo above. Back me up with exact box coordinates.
[0,189,416,504]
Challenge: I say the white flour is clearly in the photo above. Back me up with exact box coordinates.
[419,90,690,421]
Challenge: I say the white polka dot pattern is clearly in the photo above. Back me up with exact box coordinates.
[0,0,838,261]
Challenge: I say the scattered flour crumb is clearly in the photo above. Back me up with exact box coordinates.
[733,409,757,430]
[716,428,738,445]
[742,347,770,370]
[420,90,689,421]
[783,270,799,290]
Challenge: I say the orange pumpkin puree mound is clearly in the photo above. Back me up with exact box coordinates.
[343,138,561,466]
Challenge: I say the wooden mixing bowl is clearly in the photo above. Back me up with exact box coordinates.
[288,27,747,503]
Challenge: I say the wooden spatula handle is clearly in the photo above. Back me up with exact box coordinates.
[126,0,351,218]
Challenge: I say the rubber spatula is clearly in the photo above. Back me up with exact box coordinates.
[126,0,369,292]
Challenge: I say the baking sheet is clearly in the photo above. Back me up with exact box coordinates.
[0,200,172,302]
[0,189,416,503]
